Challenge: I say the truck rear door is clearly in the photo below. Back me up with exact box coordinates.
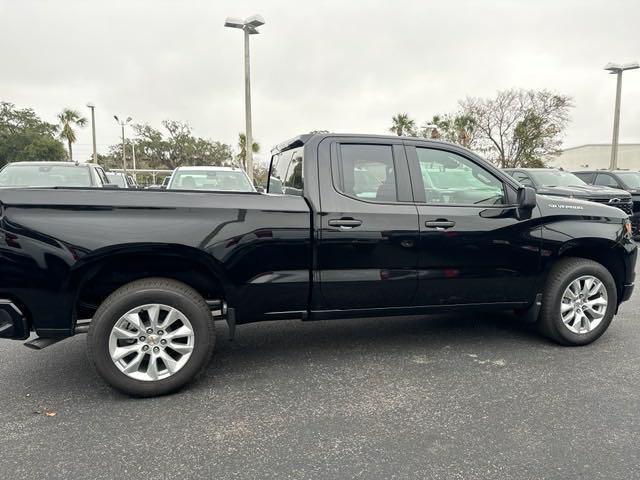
[316,137,419,310]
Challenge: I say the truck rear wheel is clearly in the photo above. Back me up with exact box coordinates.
[87,278,215,396]
[538,258,617,346]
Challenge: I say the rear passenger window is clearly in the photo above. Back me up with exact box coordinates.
[335,144,397,202]
[268,148,304,196]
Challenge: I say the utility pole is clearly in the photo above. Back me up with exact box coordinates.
[604,62,639,170]
[225,14,265,182]
[114,115,132,173]
[87,103,97,163]
[132,143,137,182]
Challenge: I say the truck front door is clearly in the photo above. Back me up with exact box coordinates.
[316,137,419,311]
[405,142,542,306]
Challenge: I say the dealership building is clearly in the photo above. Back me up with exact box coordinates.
[549,144,640,170]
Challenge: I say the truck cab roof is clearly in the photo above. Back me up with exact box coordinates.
[271,133,457,154]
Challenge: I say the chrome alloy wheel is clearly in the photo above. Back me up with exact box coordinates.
[560,275,608,335]
[108,304,195,381]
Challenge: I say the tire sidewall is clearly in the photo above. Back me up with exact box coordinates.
[547,262,617,345]
[89,285,213,396]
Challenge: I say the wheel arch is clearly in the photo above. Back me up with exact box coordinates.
[554,238,627,303]
[67,244,236,328]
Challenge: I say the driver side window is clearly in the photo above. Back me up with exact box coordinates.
[415,148,505,205]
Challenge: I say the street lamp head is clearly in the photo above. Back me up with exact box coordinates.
[86,102,95,108]
[224,14,264,32]
[224,17,245,29]
[113,115,119,122]
[245,14,265,28]
[126,117,132,123]
[605,61,640,73]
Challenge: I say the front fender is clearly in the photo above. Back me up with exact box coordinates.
[539,216,636,303]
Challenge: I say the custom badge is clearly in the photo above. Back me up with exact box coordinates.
[547,203,584,210]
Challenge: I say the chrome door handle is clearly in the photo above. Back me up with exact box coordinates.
[328,218,363,228]
[425,220,455,230]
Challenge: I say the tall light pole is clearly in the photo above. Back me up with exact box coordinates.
[131,142,137,183]
[87,103,97,163]
[114,115,132,172]
[224,14,265,182]
[605,62,639,170]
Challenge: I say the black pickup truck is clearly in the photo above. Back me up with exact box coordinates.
[0,134,636,396]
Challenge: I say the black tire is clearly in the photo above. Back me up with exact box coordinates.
[538,257,617,346]
[87,278,215,396]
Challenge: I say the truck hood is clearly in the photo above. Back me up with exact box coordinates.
[536,193,629,220]
[536,184,631,200]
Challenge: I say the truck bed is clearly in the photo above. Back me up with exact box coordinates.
[0,188,312,337]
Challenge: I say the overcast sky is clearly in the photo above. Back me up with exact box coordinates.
[1,0,639,163]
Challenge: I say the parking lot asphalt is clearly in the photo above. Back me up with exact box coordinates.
[1,278,640,480]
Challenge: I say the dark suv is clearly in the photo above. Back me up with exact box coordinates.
[503,168,634,218]
[573,170,640,235]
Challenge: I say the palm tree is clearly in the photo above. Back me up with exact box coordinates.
[57,108,87,161]
[452,114,476,148]
[237,133,260,169]
[389,113,416,136]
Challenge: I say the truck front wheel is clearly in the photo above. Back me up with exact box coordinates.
[87,278,215,396]
[538,258,617,346]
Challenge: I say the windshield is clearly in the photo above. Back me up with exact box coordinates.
[107,174,126,187]
[528,170,586,188]
[617,172,640,189]
[168,169,254,192]
[0,164,92,187]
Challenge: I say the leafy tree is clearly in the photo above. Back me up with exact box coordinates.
[99,120,234,171]
[236,133,260,170]
[253,161,270,189]
[57,108,87,161]
[0,102,66,167]
[460,89,572,168]
[389,113,416,136]
[101,140,135,170]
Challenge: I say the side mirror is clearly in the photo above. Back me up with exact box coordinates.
[518,186,536,210]
[255,186,265,193]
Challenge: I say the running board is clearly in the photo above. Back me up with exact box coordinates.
[24,337,64,350]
